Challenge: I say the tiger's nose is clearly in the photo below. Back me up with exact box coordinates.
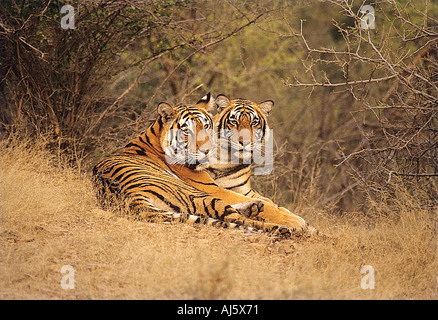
[239,137,251,147]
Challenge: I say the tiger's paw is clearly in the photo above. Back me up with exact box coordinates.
[283,214,308,233]
[264,206,308,234]
[231,200,264,219]
[275,225,292,238]
[257,223,292,239]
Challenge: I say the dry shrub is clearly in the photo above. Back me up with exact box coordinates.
[0,137,437,299]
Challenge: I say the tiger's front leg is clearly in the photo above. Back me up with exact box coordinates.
[194,196,291,237]
[224,207,293,238]
[249,191,310,234]
[214,190,307,233]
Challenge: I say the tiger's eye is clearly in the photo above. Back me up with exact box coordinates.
[229,118,238,126]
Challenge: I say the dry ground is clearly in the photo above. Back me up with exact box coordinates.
[0,138,437,299]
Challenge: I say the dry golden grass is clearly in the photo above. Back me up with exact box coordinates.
[0,137,437,300]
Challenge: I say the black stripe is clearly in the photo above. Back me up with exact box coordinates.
[183,194,196,214]
[203,198,212,217]
[231,167,251,180]
[186,177,217,186]
[138,135,147,146]
[170,189,192,212]
[226,164,250,176]
[156,117,163,131]
[111,165,129,178]
[142,133,152,148]
[142,189,181,213]
[125,142,141,149]
[135,149,147,156]
[211,198,220,218]
[117,170,143,185]
[226,175,251,190]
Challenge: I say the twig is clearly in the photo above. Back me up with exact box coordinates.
[387,171,438,184]
[284,74,398,88]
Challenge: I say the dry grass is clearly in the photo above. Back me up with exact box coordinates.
[0,137,437,300]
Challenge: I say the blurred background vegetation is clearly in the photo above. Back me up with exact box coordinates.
[1,0,437,215]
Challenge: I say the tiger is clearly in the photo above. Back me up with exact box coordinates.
[206,94,308,232]
[92,93,297,237]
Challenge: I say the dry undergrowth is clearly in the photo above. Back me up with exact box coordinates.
[0,137,437,299]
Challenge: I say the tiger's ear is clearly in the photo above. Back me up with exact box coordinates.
[259,100,274,116]
[196,92,215,112]
[215,94,231,112]
[157,102,176,124]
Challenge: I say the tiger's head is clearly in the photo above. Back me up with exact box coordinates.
[157,93,215,171]
[213,94,273,165]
